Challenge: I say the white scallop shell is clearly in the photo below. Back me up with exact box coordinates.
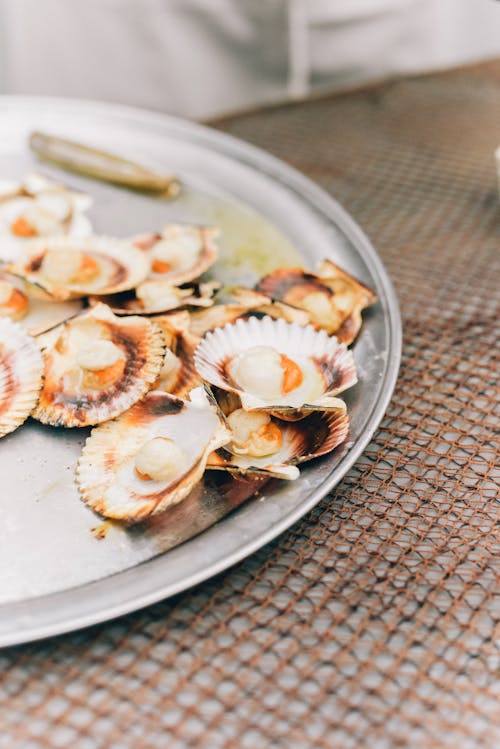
[194,316,357,418]
[77,386,231,522]
[0,318,43,437]
[7,235,150,300]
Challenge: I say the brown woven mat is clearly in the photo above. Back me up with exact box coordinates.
[1,62,499,749]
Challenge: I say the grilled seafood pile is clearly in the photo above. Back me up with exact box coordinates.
[0,172,376,524]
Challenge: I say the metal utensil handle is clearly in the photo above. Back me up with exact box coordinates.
[29,131,180,196]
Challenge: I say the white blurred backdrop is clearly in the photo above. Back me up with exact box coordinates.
[0,0,499,119]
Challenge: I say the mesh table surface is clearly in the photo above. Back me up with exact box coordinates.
[0,62,499,749]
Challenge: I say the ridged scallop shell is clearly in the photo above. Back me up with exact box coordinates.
[0,318,43,437]
[188,287,309,338]
[33,303,164,427]
[194,316,356,419]
[0,268,83,335]
[77,387,231,522]
[134,224,219,286]
[256,260,376,345]
[7,235,149,301]
[207,406,349,480]
[153,312,202,398]
[89,280,218,316]
[0,173,92,262]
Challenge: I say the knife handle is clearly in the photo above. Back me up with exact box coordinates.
[29,131,180,196]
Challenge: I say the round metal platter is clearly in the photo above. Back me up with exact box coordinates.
[0,97,401,647]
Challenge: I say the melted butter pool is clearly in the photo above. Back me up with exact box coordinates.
[176,189,303,286]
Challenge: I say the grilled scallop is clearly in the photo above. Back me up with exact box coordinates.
[135,223,219,286]
[194,316,356,420]
[7,235,149,301]
[0,173,92,262]
[0,318,43,437]
[207,405,349,480]
[89,280,218,316]
[256,260,376,344]
[77,387,231,522]
[33,303,164,427]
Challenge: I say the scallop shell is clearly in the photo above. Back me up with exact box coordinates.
[207,406,349,480]
[0,173,92,262]
[153,312,202,398]
[194,316,356,420]
[256,260,376,344]
[33,303,164,427]
[7,235,149,300]
[134,224,219,286]
[89,280,218,316]
[0,318,43,437]
[77,386,231,522]
[188,286,309,338]
[0,268,83,335]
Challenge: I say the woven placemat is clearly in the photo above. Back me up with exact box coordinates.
[0,62,499,749]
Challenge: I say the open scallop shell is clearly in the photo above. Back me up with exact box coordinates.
[256,260,376,344]
[153,312,202,398]
[7,235,149,301]
[33,303,164,427]
[188,286,309,338]
[194,316,356,420]
[134,224,219,286]
[207,406,349,480]
[0,173,92,262]
[89,280,219,316]
[77,386,231,522]
[0,268,83,335]
[0,318,43,437]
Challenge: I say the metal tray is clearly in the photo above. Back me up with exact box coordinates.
[0,97,401,647]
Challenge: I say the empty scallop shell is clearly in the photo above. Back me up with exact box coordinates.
[153,312,202,398]
[188,286,309,338]
[207,405,349,480]
[7,235,149,301]
[0,268,83,335]
[0,318,43,437]
[0,173,92,262]
[77,386,231,522]
[194,316,356,420]
[89,279,218,316]
[33,303,164,427]
[256,260,376,344]
[134,224,219,286]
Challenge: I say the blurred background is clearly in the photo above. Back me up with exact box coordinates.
[0,0,500,120]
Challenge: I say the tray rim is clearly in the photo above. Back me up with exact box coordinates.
[0,96,402,648]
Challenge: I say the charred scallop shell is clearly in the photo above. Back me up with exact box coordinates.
[7,235,149,301]
[207,402,349,480]
[0,173,92,262]
[90,279,218,316]
[0,318,43,437]
[33,303,164,427]
[256,260,376,344]
[194,316,356,419]
[77,387,231,522]
[134,224,219,286]
[153,312,202,398]
[188,287,309,338]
